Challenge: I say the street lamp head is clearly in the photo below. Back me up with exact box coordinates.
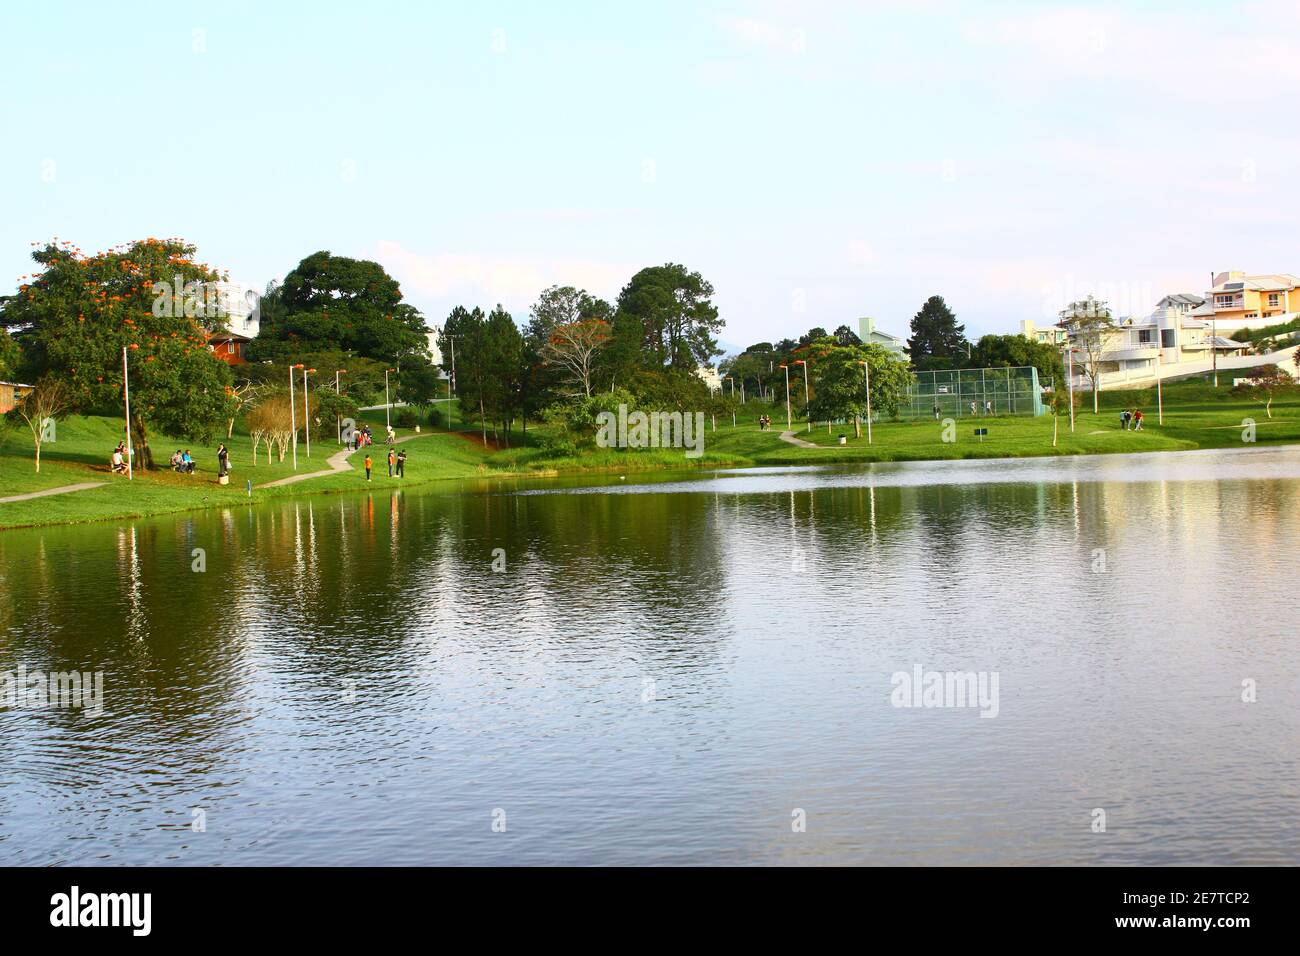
[793,359,806,365]
[306,368,316,374]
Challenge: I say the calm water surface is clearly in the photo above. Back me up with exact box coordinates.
[1,446,1297,865]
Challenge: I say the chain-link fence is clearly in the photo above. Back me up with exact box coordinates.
[901,366,1043,421]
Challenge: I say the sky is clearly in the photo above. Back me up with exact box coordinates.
[3,0,1298,352]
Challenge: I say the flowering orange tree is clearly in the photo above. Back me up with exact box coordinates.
[1,237,236,468]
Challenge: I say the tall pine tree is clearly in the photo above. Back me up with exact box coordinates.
[906,295,966,366]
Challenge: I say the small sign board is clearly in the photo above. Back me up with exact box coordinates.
[974,428,988,442]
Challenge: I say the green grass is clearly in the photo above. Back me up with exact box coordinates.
[0,409,494,529]
[2,381,1297,529]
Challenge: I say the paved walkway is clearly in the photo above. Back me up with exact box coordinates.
[778,430,818,448]
[0,481,107,504]
[259,433,429,488]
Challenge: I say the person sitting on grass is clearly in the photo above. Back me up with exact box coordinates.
[170,450,184,471]
[110,449,127,474]
[181,450,195,474]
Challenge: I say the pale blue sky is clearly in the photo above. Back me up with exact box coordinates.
[3,0,1297,349]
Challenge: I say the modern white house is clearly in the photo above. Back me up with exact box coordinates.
[1036,274,1300,390]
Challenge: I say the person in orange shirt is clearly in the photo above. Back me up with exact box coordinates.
[387,448,396,477]
[364,454,372,481]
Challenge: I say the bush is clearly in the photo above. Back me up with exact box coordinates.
[395,407,420,429]
[428,408,444,428]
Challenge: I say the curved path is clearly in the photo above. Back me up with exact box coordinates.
[778,430,818,448]
[0,481,107,504]
[259,433,429,488]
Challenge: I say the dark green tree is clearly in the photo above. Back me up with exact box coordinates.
[249,251,429,365]
[907,295,967,365]
[616,263,721,370]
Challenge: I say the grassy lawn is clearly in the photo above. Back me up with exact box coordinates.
[2,381,1297,529]
[0,408,493,529]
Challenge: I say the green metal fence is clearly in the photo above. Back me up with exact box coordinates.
[901,366,1043,420]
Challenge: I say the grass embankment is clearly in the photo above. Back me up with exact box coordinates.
[1,381,1297,529]
[0,409,490,529]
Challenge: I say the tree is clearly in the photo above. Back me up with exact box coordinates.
[616,264,722,370]
[833,325,863,347]
[225,380,265,439]
[248,251,429,366]
[970,333,1064,388]
[1058,296,1116,413]
[11,376,70,472]
[0,327,20,379]
[907,295,967,365]
[540,318,611,397]
[1,238,236,468]
[805,342,914,437]
[1232,363,1293,419]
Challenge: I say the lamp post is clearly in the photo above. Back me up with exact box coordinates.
[384,368,395,429]
[794,359,810,433]
[335,369,346,443]
[1064,343,1075,433]
[780,364,791,430]
[122,345,135,480]
[302,367,315,457]
[859,359,873,444]
[289,363,303,469]
[1156,349,1164,425]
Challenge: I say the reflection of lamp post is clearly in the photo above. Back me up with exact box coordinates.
[290,363,303,469]
[302,367,315,457]
[794,359,810,433]
[859,360,873,444]
[335,369,346,443]
[779,364,791,430]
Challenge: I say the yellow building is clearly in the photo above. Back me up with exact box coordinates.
[1193,271,1300,329]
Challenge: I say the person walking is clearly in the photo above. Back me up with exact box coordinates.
[364,453,373,481]
[984,400,993,416]
[396,449,406,478]
[933,402,941,420]
[1120,409,1131,431]
[387,448,396,477]
[1133,409,1144,431]
[970,401,977,416]
[217,443,229,477]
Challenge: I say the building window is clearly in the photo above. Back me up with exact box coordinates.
[1215,295,1236,308]
[1268,293,1280,307]
[1161,329,1176,348]
[1138,329,1155,344]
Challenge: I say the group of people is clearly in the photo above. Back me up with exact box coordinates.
[169,449,197,473]
[363,448,407,481]
[758,415,772,430]
[1120,409,1145,431]
[352,424,396,451]
[930,400,996,419]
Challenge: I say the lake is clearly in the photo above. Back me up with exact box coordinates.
[1,445,1297,865]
